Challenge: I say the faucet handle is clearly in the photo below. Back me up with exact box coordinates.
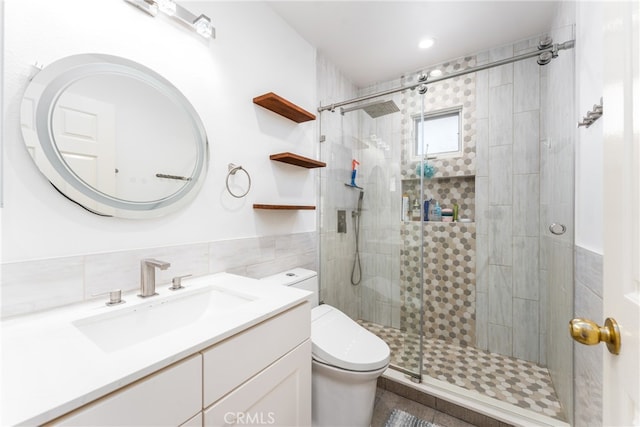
[92,289,125,306]
[170,274,192,291]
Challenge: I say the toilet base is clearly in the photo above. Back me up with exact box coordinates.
[311,359,388,427]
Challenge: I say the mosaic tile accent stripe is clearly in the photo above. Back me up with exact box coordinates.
[400,57,477,179]
[400,222,476,347]
[359,320,566,422]
[403,176,476,221]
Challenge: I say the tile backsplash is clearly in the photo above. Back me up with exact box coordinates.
[1,232,317,318]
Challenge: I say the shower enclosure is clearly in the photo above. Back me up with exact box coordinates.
[317,31,575,424]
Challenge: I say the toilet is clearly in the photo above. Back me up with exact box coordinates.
[260,268,390,427]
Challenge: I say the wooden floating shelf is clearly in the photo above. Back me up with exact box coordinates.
[270,152,326,169]
[253,92,316,123]
[253,204,316,210]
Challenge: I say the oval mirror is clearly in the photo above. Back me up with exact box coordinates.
[20,54,209,218]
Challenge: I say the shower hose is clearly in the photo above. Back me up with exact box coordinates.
[351,211,362,285]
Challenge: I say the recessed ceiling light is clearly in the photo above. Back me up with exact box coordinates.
[418,38,435,49]
[429,69,443,77]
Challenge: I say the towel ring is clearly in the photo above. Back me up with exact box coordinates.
[226,163,251,198]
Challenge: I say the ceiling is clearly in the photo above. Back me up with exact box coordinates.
[267,1,561,87]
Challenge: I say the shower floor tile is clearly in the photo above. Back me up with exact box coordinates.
[358,320,566,422]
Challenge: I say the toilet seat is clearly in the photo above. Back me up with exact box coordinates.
[311,304,390,372]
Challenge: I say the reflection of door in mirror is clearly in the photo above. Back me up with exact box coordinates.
[51,92,116,214]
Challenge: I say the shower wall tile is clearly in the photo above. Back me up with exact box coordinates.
[488,205,513,265]
[513,111,540,174]
[488,84,514,146]
[488,145,513,205]
[539,332,547,366]
[513,174,540,237]
[475,35,545,363]
[475,118,489,177]
[488,323,512,355]
[475,176,488,234]
[318,52,363,320]
[513,298,539,362]
[475,291,488,350]
[475,233,488,294]
[513,236,540,300]
[575,245,603,298]
[488,45,514,87]
[488,265,512,326]
[475,70,489,119]
[401,56,477,179]
[403,177,476,221]
[574,246,603,427]
[401,222,476,346]
[514,58,540,113]
[538,268,549,339]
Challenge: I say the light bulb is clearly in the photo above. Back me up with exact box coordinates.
[157,0,176,16]
[418,38,435,49]
[194,15,213,38]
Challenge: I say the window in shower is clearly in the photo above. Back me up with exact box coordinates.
[413,107,461,159]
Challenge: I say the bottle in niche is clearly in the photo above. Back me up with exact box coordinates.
[411,199,421,221]
[433,201,442,221]
[423,199,431,221]
[402,193,409,221]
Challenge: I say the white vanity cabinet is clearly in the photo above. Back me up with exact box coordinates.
[203,341,311,426]
[50,354,202,426]
[46,302,311,427]
[202,303,311,426]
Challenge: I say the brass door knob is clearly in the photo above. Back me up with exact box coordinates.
[569,317,621,355]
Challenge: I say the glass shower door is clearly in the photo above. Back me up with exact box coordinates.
[318,89,423,379]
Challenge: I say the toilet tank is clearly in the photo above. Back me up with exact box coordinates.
[260,268,319,307]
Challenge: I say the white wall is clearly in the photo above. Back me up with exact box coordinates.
[2,0,317,262]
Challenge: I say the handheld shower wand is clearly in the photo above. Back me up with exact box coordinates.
[351,190,364,285]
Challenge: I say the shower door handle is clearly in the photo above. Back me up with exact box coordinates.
[549,223,567,235]
[569,317,621,355]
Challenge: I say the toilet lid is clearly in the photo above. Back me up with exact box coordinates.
[311,304,390,372]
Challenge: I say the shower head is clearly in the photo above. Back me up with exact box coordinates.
[340,100,400,118]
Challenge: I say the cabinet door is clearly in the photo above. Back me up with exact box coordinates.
[202,302,310,407]
[51,355,202,426]
[204,341,311,427]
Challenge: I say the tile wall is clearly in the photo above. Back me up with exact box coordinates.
[474,37,545,363]
[1,232,317,318]
[400,222,476,346]
[540,16,576,424]
[573,246,603,427]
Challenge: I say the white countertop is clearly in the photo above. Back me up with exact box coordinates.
[1,273,310,426]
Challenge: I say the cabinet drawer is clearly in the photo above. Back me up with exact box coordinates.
[204,340,311,427]
[202,302,310,407]
[50,354,202,427]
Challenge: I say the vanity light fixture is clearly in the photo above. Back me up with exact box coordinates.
[124,0,215,39]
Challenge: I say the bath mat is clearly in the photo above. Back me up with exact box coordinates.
[384,408,438,427]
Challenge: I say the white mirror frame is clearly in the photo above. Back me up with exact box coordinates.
[21,53,209,218]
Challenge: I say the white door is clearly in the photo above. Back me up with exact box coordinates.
[50,91,117,208]
[602,1,640,425]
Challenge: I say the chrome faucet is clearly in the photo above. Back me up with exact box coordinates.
[139,258,171,298]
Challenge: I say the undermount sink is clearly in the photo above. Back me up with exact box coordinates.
[73,284,255,352]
